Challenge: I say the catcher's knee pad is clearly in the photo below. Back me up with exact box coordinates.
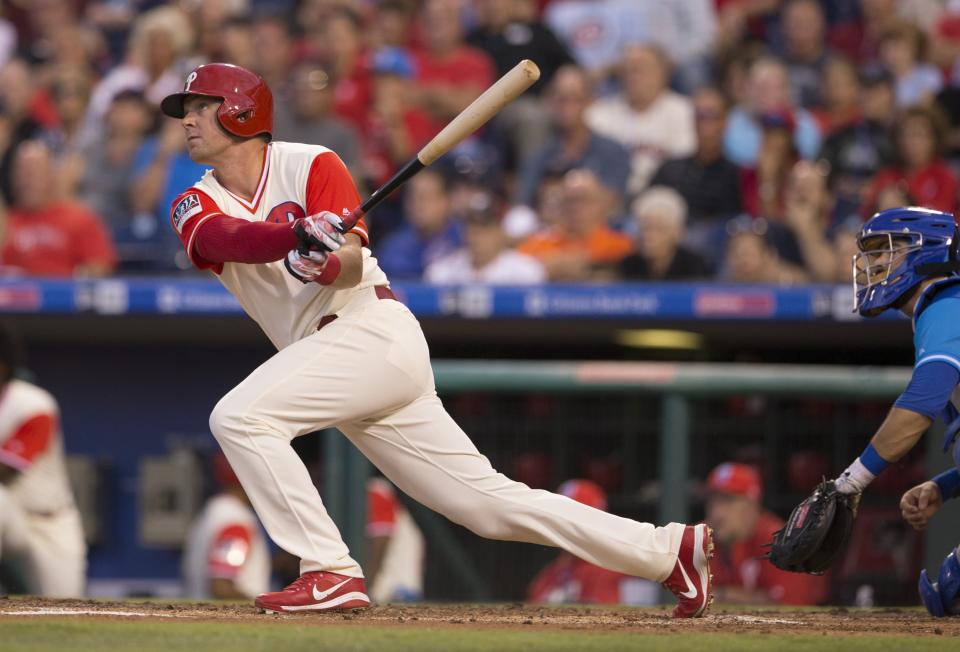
[919,548,960,617]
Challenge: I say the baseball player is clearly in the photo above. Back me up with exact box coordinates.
[160,62,713,617]
[0,324,86,597]
[182,452,270,599]
[366,476,424,602]
[811,207,960,616]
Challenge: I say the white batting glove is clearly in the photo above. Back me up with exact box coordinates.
[284,249,328,283]
[294,211,346,254]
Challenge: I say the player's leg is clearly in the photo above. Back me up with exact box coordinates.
[21,508,86,597]
[207,294,432,580]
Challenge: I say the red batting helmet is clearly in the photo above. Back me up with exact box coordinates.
[161,63,273,139]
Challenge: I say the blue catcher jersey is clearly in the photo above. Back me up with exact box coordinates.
[912,279,960,452]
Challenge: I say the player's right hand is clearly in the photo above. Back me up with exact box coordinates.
[295,211,346,255]
[900,480,943,531]
[284,248,328,283]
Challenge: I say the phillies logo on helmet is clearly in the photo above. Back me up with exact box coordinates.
[184,71,198,92]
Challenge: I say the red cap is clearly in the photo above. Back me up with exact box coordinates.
[558,479,607,511]
[706,462,762,502]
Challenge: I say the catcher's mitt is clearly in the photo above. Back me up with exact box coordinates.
[767,479,857,574]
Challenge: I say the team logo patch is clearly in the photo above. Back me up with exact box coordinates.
[173,194,202,232]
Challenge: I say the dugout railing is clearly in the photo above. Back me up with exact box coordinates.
[321,361,958,604]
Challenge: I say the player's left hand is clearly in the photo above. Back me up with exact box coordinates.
[283,249,341,285]
[294,211,346,255]
[900,481,943,531]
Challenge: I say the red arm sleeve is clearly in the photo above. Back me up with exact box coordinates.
[306,152,369,245]
[169,189,298,272]
[208,523,253,579]
[0,413,56,472]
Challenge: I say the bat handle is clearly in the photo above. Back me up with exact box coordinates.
[339,158,426,233]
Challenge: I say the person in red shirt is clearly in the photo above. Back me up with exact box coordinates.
[863,105,959,217]
[410,0,495,139]
[1,140,116,277]
[705,462,828,605]
[528,480,637,605]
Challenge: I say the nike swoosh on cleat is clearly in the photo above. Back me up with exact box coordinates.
[312,578,352,602]
[677,561,700,599]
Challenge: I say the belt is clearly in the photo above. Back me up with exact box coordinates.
[317,285,397,330]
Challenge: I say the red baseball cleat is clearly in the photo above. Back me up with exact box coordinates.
[255,571,370,614]
[661,523,714,618]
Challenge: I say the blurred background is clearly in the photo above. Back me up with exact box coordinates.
[0,0,958,608]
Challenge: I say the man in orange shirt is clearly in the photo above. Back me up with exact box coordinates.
[518,168,631,280]
[1,141,116,277]
[705,462,828,605]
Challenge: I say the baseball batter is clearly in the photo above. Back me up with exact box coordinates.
[0,326,86,597]
[160,63,713,617]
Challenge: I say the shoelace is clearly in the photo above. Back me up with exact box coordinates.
[283,573,321,592]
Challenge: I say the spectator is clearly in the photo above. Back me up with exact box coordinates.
[741,110,800,221]
[863,105,958,215]
[214,16,257,72]
[618,187,712,281]
[366,477,425,603]
[42,64,95,198]
[585,44,696,197]
[1,141,116,277]
[0,57,48,204]
[0,323,86,597]
[411,0,496,139]
[76,91,155,236]
[811,56,862,136]
[829,215,863,284]
[777,0,831,109]
[362,47,434,189]
[544,0,648,83]
[723,56,822,168]
[250,13,297,97]
[466,0,573,168]
[518,169,632,281]
[830,0,901,64]
[183,452,269,600]
[879,21,943,108]
[783,160,838,282]
[721,216,808,284]
[426,193,546,284]
[705,462,828,605]
[377,168,462,279]
[528,480,654,605]
[273,61,362,174]
[368,0,416,50]
[818,65,897,220]
[514,65,630,209]
[649,87,743,242]
[314,7,372,135]
[644,0,717,93]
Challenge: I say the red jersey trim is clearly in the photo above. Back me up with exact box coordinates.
[0,413,56,471]
[221,147,271,213]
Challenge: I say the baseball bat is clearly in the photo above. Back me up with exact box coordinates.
[339,59,541,232]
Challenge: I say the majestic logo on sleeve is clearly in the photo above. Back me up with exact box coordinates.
[173,194,202,232]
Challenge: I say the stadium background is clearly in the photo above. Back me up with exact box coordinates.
[2,0,960,609]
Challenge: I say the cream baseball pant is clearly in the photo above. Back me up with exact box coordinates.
[210,288,685,582]
[0,486,86,597]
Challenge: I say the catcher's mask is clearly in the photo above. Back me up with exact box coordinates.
[853,207,960,317]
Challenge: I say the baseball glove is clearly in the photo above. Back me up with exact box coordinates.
[767,479,857,574]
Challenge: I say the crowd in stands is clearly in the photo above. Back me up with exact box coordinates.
[1,0,960,285]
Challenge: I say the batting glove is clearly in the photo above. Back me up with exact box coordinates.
[294,211,346,255]
[283,249,341,286]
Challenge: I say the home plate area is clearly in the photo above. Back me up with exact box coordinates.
[1,597,958,636]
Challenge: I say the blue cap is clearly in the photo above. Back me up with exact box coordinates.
[371,47,415,78]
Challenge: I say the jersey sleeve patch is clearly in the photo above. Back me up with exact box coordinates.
[173,194,203,233]
[208,523,253,579]
[0,413,56,472]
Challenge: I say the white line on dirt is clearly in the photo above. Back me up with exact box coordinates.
[0,608,175,618]
[721,615,806,625]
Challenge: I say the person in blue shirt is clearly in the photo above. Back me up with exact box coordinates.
[829,206,960,616]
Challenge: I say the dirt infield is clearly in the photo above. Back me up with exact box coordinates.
[1,596,957,637]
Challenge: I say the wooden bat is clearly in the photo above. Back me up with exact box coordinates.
[339,59,541,232]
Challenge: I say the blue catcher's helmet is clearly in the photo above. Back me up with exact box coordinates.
[853,207,960,317]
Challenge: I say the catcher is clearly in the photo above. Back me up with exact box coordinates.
[768,206,960,616]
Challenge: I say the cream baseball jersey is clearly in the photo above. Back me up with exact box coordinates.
[182,493,270,599]
[170,142,388,349]
[0,379,75,514]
